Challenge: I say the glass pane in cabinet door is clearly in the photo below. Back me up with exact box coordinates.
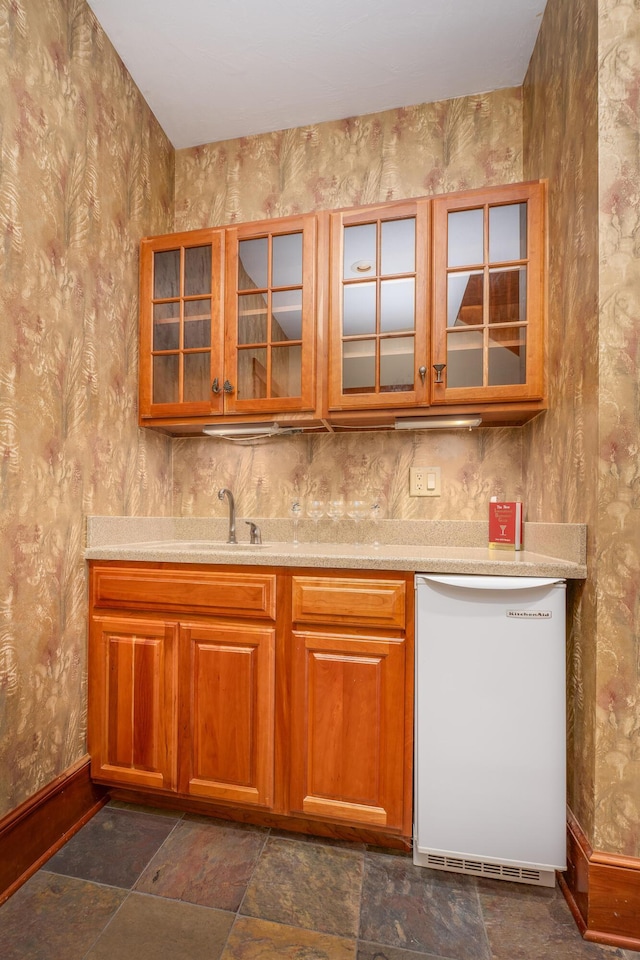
[271,344,302,397]
[238,238,268,290]
[153,354,179,404]
[489,204,527,263]
[153,250,180,299]
[448,208,484,267]
[184,299,211,349]
[446,330,483,388]
[343,223,377,279]
[238,293,268,344]
[184,245,212,295]
[380,337,414,392]
[381,218,415,275]
[343,340,376,394]
[153,302,179,350]
[271,289,302,342]
[237,347,268,400]
[488,326,526,385]
[343,282,376,336]
[489,267,526,324]
[380,278,415,333]
[448,271,483,327]
[183,352,211,402]
[272,233,303,287]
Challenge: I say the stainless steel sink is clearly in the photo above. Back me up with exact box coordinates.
[170,540,268,550]
[139,540,269,551]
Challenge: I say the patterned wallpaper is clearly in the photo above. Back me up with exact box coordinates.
[172,90,527,521]
[0,0,173,817]
[525,0,640,858]
[523,0,600,843]
[4,0,637,864]
[594,0,640,856]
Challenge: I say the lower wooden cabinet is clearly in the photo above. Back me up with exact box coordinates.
[178,620,275,807]
[290,630,406,829]
[89,615,178,792]
[88,562,413,841]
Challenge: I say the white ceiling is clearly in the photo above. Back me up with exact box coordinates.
[86,0,548,150]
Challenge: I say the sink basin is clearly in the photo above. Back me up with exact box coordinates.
[154,540,268,550]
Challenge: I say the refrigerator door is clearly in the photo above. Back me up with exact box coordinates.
[414,575,566,882]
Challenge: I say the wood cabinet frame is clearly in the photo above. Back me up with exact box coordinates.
[431,181,545,405]
[224,214,318,416]
[328,199,430,411]
[139,227,225,421]
[138,181,546,435]
[88,562,414,843]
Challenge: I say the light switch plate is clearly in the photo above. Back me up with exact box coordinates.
[410,466,441,497]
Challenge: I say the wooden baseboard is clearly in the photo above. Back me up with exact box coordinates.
[560,810,640,951]
[0,756,107,905]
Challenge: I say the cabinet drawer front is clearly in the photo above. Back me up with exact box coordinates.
[292,576,405,628]
[92,567,276,620]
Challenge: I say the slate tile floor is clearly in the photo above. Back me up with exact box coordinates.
[0,803,637,960]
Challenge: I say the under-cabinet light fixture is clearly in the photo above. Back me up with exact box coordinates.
[394,416,483,431]
[203,422,282,438]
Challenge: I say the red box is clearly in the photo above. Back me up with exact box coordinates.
[489,500,523,550]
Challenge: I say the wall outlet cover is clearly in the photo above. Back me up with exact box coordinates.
[410,466,441,497]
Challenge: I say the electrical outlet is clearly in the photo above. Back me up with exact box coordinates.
[410,466,441,497]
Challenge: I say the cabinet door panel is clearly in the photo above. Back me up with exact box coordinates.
[224,215,317,414]
[432,182,544,404]
[92,567,276,620]
[180,621,276,808]
[290,631,406,829]
[329,200,429,410]
[139,228,225,421]
[291,576,405,628]
[89,616,177,791]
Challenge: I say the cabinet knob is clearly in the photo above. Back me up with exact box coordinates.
[212,378,221,395]
[418,365,427,384]
[433,363,446,384]
[223,380,234,394]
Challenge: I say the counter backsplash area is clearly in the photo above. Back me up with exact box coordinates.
[85,516,587,578]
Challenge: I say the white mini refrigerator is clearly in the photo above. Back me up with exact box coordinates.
[414,574,566,887]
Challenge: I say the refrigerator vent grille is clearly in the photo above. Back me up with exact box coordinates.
[423,852,550,886]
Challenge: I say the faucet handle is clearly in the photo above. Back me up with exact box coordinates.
[245,521,262,545]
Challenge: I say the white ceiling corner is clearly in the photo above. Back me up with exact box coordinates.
[86,0,548,149]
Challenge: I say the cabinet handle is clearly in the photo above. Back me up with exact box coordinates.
[223,380,234,394]
[433,363,446,384]
[212,378,221,394]
[418,365,427,384]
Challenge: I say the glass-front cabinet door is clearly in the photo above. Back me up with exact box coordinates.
[139,228,224,420]
[329,200,429,410]
[431,182,544,404]
[224,214,317,415]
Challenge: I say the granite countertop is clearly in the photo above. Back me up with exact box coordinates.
[85,517,587,579]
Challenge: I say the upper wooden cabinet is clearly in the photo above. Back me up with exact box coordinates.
[224,215,318,416]
[139,215,318,428]
[431,182,545,404]
[328,199,429,410]
[138,182,546,432]
[139,228,225,421]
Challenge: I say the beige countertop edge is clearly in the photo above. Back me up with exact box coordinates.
[84,543,586,578]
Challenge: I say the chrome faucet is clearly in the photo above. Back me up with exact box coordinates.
[217,488,237,543]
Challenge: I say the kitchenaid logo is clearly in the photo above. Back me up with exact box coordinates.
[507,610,552,619]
